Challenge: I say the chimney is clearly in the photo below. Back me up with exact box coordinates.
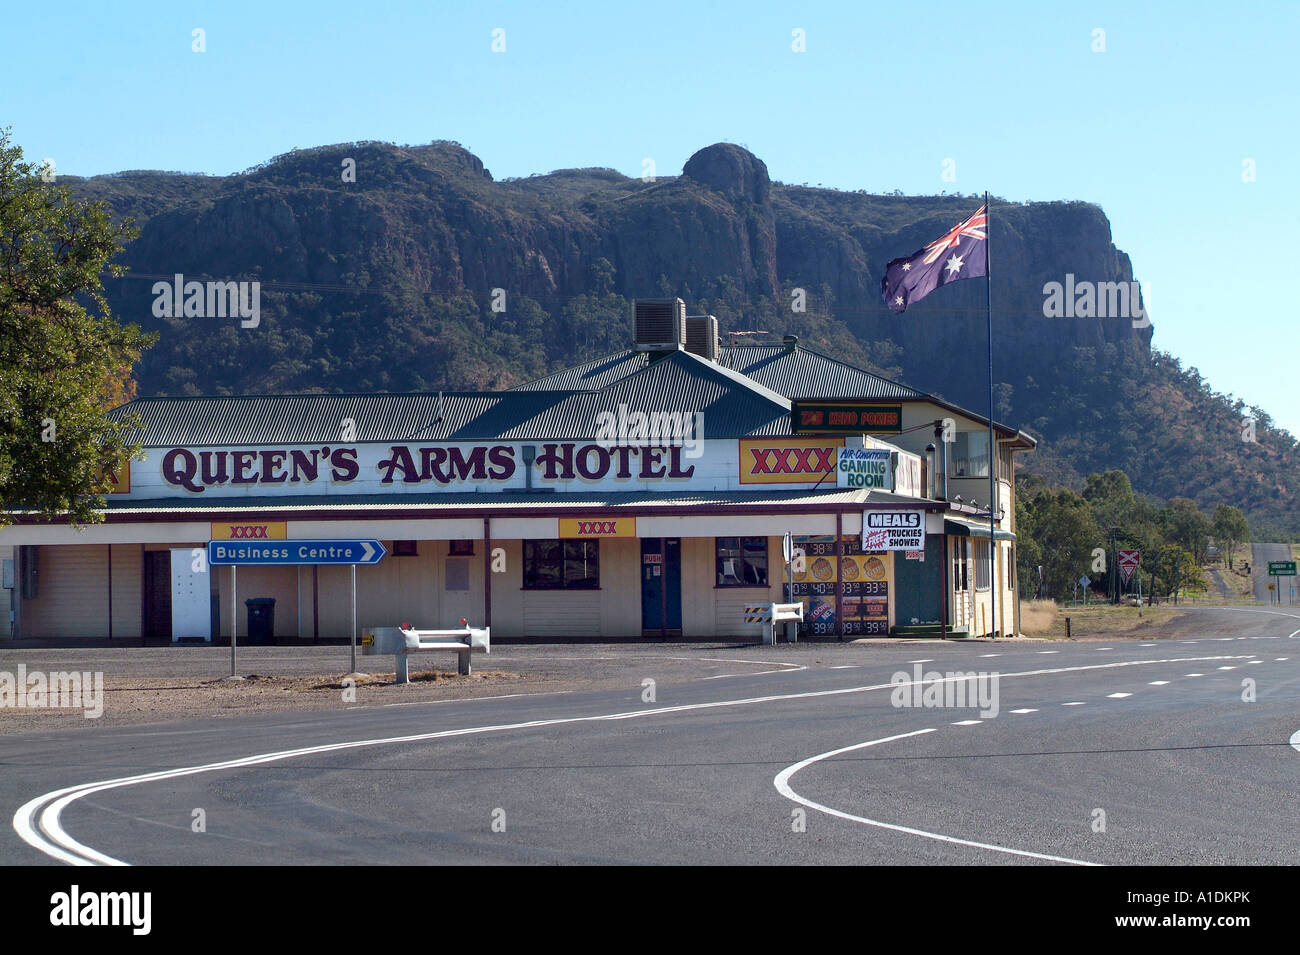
[632,298,686,352]
[684,314,719,362]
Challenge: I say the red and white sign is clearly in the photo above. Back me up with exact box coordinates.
[1118,549,1140,582]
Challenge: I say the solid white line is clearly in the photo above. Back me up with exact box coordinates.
[979,653,1000,658]
[14,652,1255,866]
[828,665,859,669]
[910,659,934,664]
[1139,643,1157,647]
[1038,651,1059,654]
[772,731,1099,866]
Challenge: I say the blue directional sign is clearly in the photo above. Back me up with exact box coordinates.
[208,539,387,566]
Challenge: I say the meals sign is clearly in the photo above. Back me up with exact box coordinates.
[861,509,924,552]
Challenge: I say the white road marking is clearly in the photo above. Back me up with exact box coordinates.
[979,653,1000,658]
[1038,651,1059,654]
[910,659,934,664]
[1290,729,1300,755]
[15,652,1256,866]
[1186,673,1204,677]
[1107,692,1132,698]
[773,732,1099,866]
[1277,658,1290,662]
[1009,708,1038,714]
[1062,702,1087,706]
[1139,643,1157,647]
[1218,666,1236,670]
[828,665,859,670]
[952,719,982,725]
[1096,648,1113,651]
[1148,681,1170,686]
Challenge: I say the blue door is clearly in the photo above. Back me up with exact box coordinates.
[641,538,682,635]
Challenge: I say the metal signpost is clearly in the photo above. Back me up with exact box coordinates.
[1268,561,1296,605]
[208,539,388,677]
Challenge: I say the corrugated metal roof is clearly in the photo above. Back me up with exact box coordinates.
[718,345,925,400]
[511,351,650,390]
[110,352,795,446]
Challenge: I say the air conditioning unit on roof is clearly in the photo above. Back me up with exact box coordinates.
[632,298,686,352]
[684,314,719,362]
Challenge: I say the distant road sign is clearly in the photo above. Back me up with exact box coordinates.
[1118,549,1140,582]
[208,539,387,566]
[1268,561,1297,577]
[1077,575,1090,588]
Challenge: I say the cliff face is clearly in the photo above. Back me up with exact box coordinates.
[68,140,1300,533]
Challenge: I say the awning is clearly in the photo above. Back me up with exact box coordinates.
[944,517,1016,541]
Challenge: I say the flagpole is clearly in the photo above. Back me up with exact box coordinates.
[986,191,998,639]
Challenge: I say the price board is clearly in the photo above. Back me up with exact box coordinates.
[789,535,890,635]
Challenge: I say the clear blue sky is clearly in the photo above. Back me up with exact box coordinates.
[2,1,1295,433]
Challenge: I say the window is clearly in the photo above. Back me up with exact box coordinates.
[392,540,418,557]
[951,431,990,478]
[716,537,768,587]
[953,539,969,591]
[448,540,475,556]
[974,539,991,591]
[524,540,600,590]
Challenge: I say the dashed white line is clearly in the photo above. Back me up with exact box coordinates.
[1148,681,1170,686]
[1038,651,1059,655]
[1009,708,1038,714]
[1062,702,1087,706]
[1218,666,1236,671]
[1186,673,1204,677]
[952,719,982,726]
[1107,692,1132,698]
[979,653,1001,658]
[910,659,934,664]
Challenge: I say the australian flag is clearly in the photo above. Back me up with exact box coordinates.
[881,204,987,313]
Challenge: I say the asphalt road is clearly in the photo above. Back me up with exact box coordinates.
[4,607,1300,866]
[1252,542,1296,604]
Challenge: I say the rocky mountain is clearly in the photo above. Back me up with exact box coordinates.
[67,141,1300,536]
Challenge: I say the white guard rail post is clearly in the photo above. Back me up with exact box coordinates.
[360,619,490,682]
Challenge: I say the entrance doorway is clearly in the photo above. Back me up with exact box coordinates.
[640,538,682,637]
[142,550,172,642]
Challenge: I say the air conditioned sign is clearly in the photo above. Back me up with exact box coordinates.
[739,438,842,485]
[861,509,925,552]
[837,448,892,489]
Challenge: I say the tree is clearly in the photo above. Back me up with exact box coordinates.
[0,128,154,525]
[1028,488,1102,598]
[1211,504,1250,569]
[1162,498,1212,564]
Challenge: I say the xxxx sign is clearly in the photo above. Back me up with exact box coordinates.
[210,522,288,540]
[559,518,636,538]
[739,438,843,485]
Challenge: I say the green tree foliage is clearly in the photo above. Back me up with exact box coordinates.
[1211,504,1250,569]
[1025,488,1101,598]
[0,129,154,524]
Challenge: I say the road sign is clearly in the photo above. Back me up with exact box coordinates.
[208,539,387,566]
[1077,575,1090,588]
[1118,549,1140,582]
[1268,561,1296,576]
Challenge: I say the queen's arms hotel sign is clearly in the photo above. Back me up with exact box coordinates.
[117,439,857,499]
